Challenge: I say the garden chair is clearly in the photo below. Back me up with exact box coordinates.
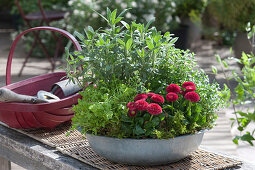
[15,0,66,76]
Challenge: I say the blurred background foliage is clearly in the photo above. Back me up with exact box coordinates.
[3,0,255,56]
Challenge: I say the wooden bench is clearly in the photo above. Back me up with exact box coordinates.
[0,123,255,170]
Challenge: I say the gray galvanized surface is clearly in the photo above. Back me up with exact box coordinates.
[86,131,205,166]
[52,79,82,97]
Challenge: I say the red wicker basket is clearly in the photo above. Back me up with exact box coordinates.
[0,26,82,129]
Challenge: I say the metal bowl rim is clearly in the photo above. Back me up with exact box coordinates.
[86,129,209,141]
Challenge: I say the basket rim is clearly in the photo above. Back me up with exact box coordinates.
[0,72,81,112]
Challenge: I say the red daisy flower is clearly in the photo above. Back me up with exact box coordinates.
[134,100,149,111]
[184,92,200,102]
[182,82,195,88]
[134,93,148,101]
[151,94,165,103]
[147,92,156,97]
[166,84,181,93]
[166,92,179,102]
[147,103,162,115]
[127,102,136,110]
[185,86,196,92]
[128,110,137,117]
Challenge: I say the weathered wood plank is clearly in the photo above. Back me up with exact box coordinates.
[0,124,97,170]
[0,156,11,170]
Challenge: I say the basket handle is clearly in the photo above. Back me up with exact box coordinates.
[6,26,82,85]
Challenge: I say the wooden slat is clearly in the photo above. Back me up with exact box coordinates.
[0,156,11,170]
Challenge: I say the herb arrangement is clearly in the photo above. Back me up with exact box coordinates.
[67,9,224,139]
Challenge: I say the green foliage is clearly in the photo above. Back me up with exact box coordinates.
[0,0,13,10]
[66,0,178,33]
[11,0,69,15]
[208,0,255,32]
[66,0,207,33]
[71,81,138,137]
[173,0,208,23]
[67,9,224,139]
[216,52,255,145]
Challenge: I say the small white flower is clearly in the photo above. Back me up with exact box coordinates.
[68,0,74,6]
[143,14,155,22]
[93,4,100,10]
[120,3,127,9]
[166,16,172,23]
[171,2,176,8]
[74,9,80,15]
[92,13,98,18]
[67,25,73,30]
[80,11,85,16]
[131,1,137,7]
[81,0,92,4]
[126,12,132,18]
[175,16,181,23]
[151,0,158,4]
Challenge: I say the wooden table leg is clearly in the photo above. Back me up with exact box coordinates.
[0,156,11,170]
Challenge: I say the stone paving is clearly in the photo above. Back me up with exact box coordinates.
[0,27,255,169]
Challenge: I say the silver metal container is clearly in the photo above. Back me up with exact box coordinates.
[86,130,205,166]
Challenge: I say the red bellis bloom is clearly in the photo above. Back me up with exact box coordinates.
[166,92,179,102]
[166,84,181,93]
[134,100,149,111]
[134,93,148,101]
[184,92,200,102]
[182,82,195,88]
[127,102,136,110]
[185,86,196,92]
[128,110,137,117]
[147,92,156,97]
[147,103,162,115]
[151,94,165,103]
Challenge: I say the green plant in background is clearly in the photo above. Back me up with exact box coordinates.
[66,0,209,34]
[11,0,69,16]
[67,9,224,139]
[173,0,208,23]
[208,0,255,32]
[202,0,255,47]
[66,0,177,33]
[0,0,13,11]
[213,23,255,145]
[215,53,255,145]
